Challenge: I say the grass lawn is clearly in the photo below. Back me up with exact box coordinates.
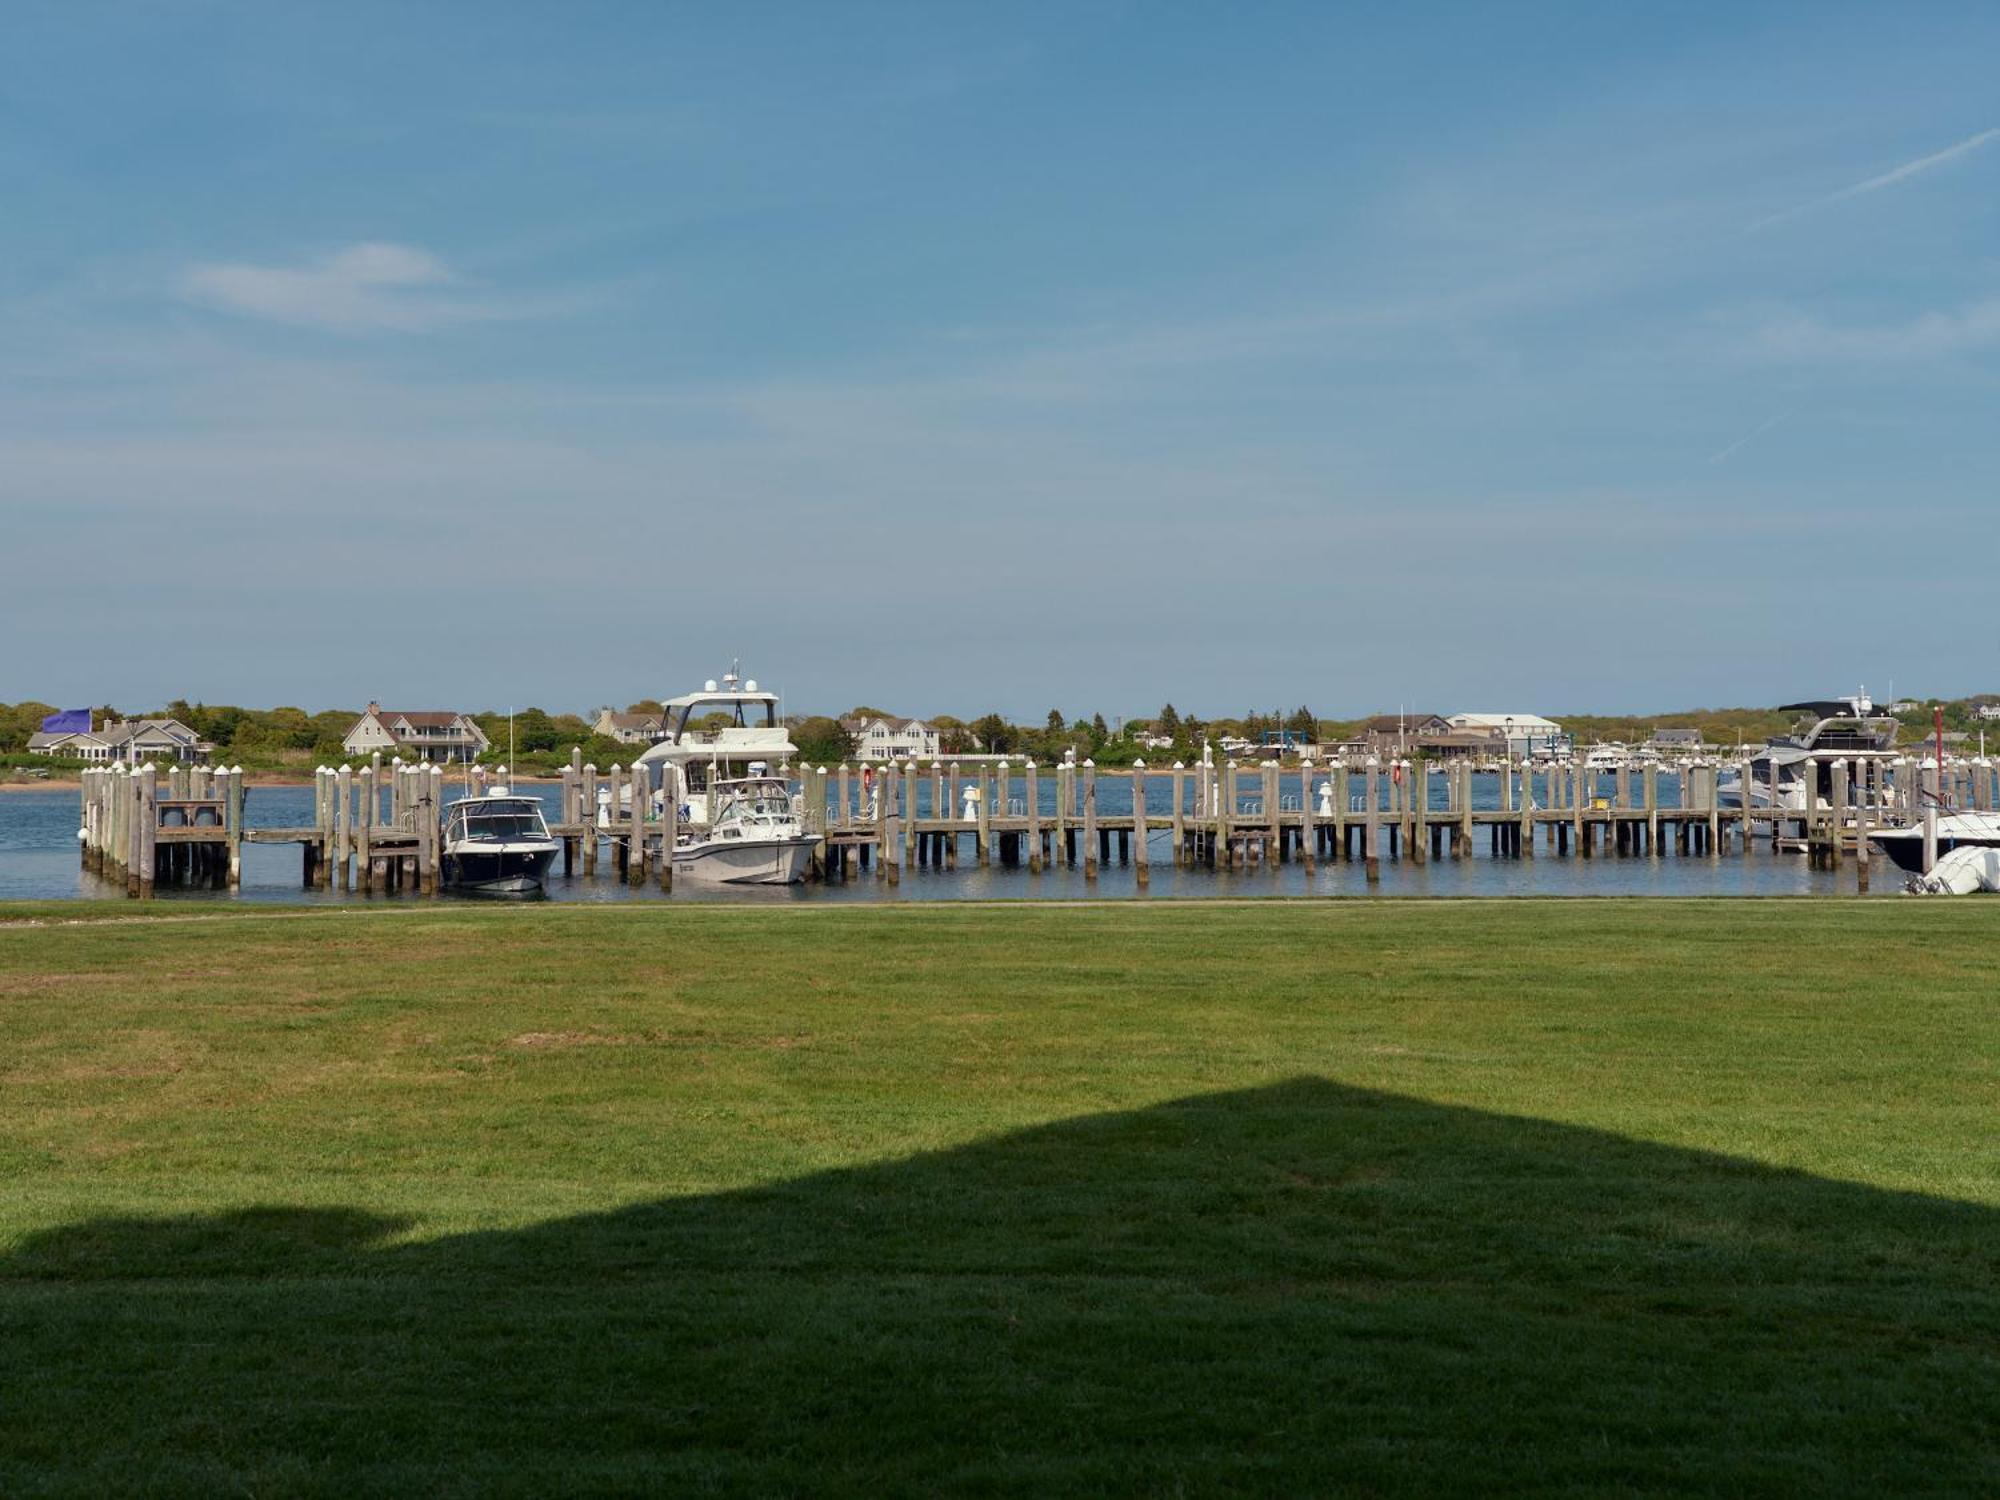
[0,899,1995,1495]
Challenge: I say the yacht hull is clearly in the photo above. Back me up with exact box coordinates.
[442,845,558,896]
[671,835,817,885]
[1870,817,2000,875]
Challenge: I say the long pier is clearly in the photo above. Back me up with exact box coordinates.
[77,747,1994,900]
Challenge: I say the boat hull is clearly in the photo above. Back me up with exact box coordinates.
[442,845,558,896]
[671,835,816,885]
[1870,827,2000,875]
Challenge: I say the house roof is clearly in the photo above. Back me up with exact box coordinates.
[1361,714,1446,733]
[383,711,467,728]
[840,716,931,733]
[100,719,200,746]
[599,712,661,729]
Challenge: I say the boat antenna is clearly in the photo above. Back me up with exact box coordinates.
[508,706,515,789]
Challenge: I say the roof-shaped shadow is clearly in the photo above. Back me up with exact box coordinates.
[4,1078,1994,1493]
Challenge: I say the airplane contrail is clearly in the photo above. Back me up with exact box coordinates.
[1705,407,1796,465]
[1751,126,1999,232]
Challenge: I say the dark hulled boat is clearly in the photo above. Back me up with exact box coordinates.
[441,792,559,896]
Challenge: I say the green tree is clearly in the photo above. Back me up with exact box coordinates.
[1157,703,1181,738]
[970,713,1013,754]
[1285,704,1318,741]
[791,715,855,764]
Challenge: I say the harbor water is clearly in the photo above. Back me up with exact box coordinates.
[0,772,1894,903]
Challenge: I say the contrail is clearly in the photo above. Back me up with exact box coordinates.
[1705,407,1796,465]
[1751,126,1999,231]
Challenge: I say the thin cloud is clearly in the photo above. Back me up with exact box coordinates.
[1705,407,1796,465]
[179,242,497,332]
[1751,126,1999,231]
[1751,299,2000,361]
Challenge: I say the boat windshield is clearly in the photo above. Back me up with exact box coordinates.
[715,783,795,827]
[454,800,547,841]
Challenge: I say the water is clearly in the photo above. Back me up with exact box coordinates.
[0,773,1891,902]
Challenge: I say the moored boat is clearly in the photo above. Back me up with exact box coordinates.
[1869,809,2000,875]
[441,789,559,895]
[637,665,817,885]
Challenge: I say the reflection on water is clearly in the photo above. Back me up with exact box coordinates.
[0,778,1893,904]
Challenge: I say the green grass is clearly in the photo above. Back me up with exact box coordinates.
[1,900,1995,1496]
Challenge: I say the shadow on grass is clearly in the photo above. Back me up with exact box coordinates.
[3,1079,1995,1495]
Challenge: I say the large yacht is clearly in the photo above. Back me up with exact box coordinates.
[636,667,817,884]
[1716,694,1899,812]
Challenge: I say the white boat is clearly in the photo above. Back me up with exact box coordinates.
[441,789,558,895]
[1583,746,1626,774]
[636,666,817,885]
[1905,843,2000,894]
[1870,809,2000,876]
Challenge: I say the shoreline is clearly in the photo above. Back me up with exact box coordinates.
[1,772,569,793]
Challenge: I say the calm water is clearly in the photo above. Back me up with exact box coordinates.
[0,773,1889,902]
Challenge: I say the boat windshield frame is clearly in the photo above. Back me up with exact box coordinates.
[447,797,551,843]
[665,693,780,744]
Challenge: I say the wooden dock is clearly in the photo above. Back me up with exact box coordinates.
[78,748,1997,899]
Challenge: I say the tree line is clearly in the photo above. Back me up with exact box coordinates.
[8,693,1992,774]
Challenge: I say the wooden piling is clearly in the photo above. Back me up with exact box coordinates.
[1079,761,1098,880]
[1026,761,1043,872]
[1132,762,1150,886]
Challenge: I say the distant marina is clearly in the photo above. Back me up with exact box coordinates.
[7,683,1996,903]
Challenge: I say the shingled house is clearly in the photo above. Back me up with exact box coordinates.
[341,703,489,763]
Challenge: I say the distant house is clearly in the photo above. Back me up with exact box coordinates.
[1977,703,2000,722]
[32,717,210,764]
[592,709,667,746]
[840,716,941,761]
[342,702,489,763]
[1359,713,1451,757]
[1135,731,1177,752]
[1887,700,1919,714]
[27,728,113,761]
[1650,728,1704,749]
[1446,712,1567,757]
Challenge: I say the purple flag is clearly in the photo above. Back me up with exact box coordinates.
[40,709,92,735]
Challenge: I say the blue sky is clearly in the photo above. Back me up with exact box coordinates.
[4,2,1996,719]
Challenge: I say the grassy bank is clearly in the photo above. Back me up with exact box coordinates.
[1,901,1994,1495]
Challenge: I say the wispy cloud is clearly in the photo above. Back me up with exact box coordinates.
[1750,298,2000,361]
[1705,407,1796,465]
[1751,126,2000,231]
[179,242,498,332]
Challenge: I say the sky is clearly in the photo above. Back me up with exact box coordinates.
[3,2,1997,720]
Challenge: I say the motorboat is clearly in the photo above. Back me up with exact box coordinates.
[1582,745,1626,774]
[637,665,817,885]
[1716,694,1899,812]
[441,789,558,895]
[1870,809,2000,876]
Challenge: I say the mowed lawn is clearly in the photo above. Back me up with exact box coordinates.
[0,899,1995,1496]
